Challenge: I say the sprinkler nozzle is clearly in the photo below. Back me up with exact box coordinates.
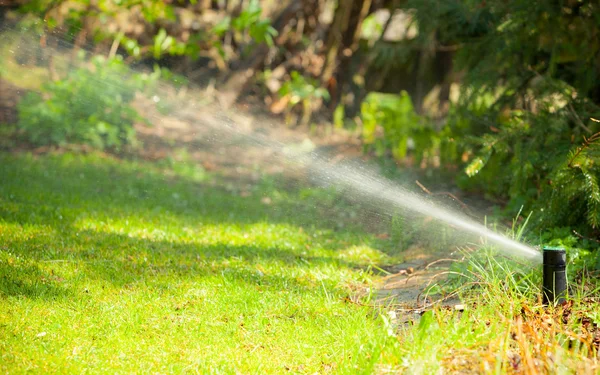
[542,247,567,305]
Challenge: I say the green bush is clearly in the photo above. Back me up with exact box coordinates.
[17,57,143,150]
[278,71,329,125]
[19,0,276,65]
[399,0,600,236]
[360,91,439,165]
[232,0,278,47]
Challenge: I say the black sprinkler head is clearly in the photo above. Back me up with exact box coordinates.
[542,247,567,305]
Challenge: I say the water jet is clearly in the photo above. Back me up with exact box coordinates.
[542,247,567,305]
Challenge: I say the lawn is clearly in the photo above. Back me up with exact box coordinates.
[2,151,600,374]
[0,151,397,374]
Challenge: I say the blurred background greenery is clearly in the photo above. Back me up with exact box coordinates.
[1,0,600,262]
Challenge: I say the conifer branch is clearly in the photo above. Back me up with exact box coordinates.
[567,132,600,169]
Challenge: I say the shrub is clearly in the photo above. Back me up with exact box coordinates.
[398,0,600,236]
[17,56,143,150]
[278,71,329,125]
[360,91,439,165]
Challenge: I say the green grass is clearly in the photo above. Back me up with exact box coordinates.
[0,152,399,374]
[2,151,600,374]
[394,251,600,374]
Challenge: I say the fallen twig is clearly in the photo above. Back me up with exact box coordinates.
[568,103,593,134]
[572,229,600,244]
[424,258,459,270]
[415,180,475,217]
[416,270,472,306]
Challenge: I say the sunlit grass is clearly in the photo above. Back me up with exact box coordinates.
[0,152,396,374]
[2,151,600,374]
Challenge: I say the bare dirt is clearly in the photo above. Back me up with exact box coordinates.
[133,89,365,180]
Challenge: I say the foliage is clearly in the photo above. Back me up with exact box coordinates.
[152,28,188,59]
[16,0,276,65]
[278,71,329,125]
[547,132,600,229]
[396,0,600,235]
[361,91,438,165]
[17,56,144,150]
[11,0,600,238]
[231,0,278,47]
[18,0,176,36]
[279,71,330,105]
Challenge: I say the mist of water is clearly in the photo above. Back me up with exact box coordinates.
[1,26,542,263]
[177,106,542,263]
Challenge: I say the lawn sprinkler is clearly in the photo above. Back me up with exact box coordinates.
[542,247,567,305]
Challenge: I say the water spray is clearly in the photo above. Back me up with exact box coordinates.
[3,24,543,265]
[542,247,567,305]
[191,109,544,264]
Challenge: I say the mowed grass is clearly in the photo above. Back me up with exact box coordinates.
[4,151,600,374]
[0,152,398,374]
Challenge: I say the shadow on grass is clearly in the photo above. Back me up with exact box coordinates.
[0,151,384,232]
[2,228,361,289]
[0,152,384,298]
[0,260,70,299]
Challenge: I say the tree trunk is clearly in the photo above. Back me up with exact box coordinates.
[321,0,374,110]
[320,0,354,86]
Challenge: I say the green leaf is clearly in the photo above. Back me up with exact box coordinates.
[465,151,491,177]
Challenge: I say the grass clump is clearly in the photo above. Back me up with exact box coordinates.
[394,249,600,374]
